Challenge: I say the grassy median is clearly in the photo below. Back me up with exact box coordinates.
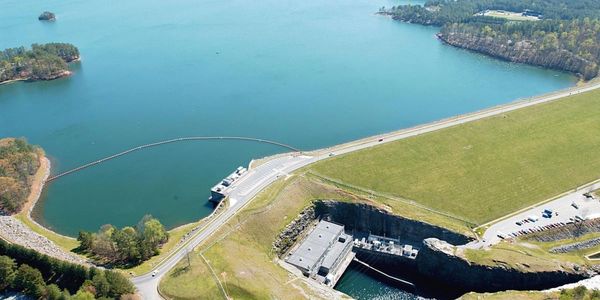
[311,89,600,225]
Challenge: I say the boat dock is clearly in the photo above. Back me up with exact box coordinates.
[209,166,247,203]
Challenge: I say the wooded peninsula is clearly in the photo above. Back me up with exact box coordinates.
[0,43,80,84]
[382,0,600,79]
[0,138,42,215]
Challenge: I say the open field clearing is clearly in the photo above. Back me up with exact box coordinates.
[484,10,540,21]
[311,89,600,225]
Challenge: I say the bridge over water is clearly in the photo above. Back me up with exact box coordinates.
[45,136,301,182]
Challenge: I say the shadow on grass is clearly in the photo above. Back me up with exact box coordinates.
[170,265,190,278]
[225,283,256,299]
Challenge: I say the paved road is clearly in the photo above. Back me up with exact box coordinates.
[133,82,600,299]
[465,182,600,248]
[132,155,314,299]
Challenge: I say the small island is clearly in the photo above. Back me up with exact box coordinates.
[0,43,80,85]
[38,11,56,21]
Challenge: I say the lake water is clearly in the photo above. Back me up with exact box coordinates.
[335,261,465,299]
[0,0,575,238]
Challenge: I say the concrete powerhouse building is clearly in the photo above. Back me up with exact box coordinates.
[286,220,354,285]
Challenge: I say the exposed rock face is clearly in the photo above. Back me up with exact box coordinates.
[28,70,71,81]
[314,200,473,245]
[38,11,56,21]
[417,238,588,292]
[437,31,598,79]
[273,205,316,256]
[550,237,600,254]
[526,219,600,242]
[280,201,591,293]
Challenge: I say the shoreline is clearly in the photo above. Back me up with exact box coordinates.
[0,70,73,86]
[435,32,590,80]
[376,10,596,80]
[0,152,87,265]
[22,154,76,242]
[0,78,27,86]
[15,77,600,269]
[25,154,50,218]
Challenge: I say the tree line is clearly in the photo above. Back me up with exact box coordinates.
[438,18,600,79]
[382,0,600,79]
[0,43,79,83]
[383,0,600,26]
[0,138,41,214]
[0,239,135,299]
[77,215,168,267]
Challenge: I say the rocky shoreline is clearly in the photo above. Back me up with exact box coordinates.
[436,31,596,79]
[0,156,88,266]
[279,200,596,296]
[0,216,87,265]
[0,69,73,86]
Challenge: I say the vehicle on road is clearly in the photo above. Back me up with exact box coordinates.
[497,232,508,239]
[378,138,384,142]
[152,269,159,277]
[328,152,335,157]
[572,202,579,209]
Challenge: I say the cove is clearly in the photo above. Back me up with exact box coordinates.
[0,0,576,238]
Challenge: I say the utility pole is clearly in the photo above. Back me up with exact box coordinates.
[186,247,192,269]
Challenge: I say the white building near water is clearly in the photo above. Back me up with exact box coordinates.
[209,166,247,203]
[285,220,354,285]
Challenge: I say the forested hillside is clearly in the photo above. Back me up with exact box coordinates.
[0,43,79,84]
[382,0,600,79]
[0,138,42,215]
[0,240,135,299]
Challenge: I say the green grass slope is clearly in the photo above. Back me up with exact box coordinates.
[311,89,600,224]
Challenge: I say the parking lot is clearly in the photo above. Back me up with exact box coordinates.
[472,182,600,247]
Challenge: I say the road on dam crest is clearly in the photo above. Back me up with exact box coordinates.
[133,82,600,299]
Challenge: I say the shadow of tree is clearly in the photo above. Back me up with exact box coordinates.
[170,265,189,278]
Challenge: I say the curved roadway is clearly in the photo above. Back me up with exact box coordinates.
[133,82,600,299]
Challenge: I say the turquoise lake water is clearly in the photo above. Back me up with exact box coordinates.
[336,263,423,300]
[335,261,464,299]
[0,0,575,238]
